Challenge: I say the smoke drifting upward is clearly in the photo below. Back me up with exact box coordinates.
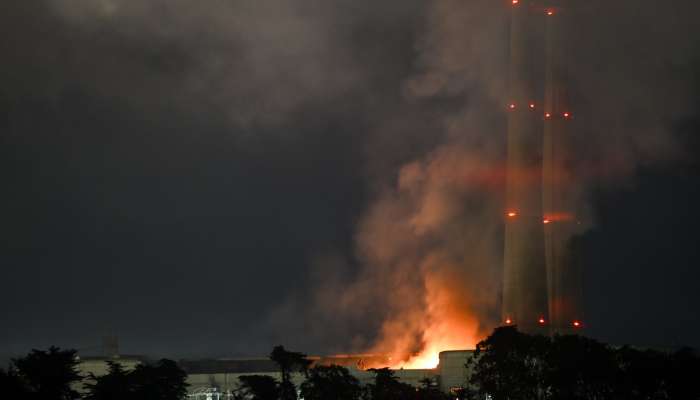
[354,146,504,367]
[6,0,698,358]
[330,0,511,367]
[318,0,700,366]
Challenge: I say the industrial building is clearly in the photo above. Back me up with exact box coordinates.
[76,350,474,398]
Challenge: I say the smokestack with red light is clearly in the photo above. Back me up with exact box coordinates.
[542,1,584,333]
[502,0,548,333]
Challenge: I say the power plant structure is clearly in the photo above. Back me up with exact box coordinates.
[502,0,584,334]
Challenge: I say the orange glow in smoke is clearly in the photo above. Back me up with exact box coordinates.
[543,212,575,222]
[369,268,482,370]
[385,317,479,369]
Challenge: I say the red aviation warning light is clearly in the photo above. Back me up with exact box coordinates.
[573,321,582,328]
[505,318,513,325]
[563,112,571,119]
[507,211,518,218]
[546,9,555,16]
[529,103,536,109]
[538,317,546,325]
[508,103,516,110]
[543,219,551,224]
[512,0,519,5]
[545,112,552,119]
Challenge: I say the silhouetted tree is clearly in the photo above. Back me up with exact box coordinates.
[270,345,311,400]
[0,366,30,398]
[364,367,416,400]
[300,365,361,400]
[415,377,450,400]
[131,359,188,400]
[83,361,133,400]
[237,375,279,400]
[450,386,479,400]
[665,347,700,400]
[468,327,700,400]
[546,335,617,400]
[12,346,82,400]
[468,326,549,400]
[615,346,668,400]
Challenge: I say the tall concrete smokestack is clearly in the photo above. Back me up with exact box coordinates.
[542,3,584,333]
[502,0,548,333]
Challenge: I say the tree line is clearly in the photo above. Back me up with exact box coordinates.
[0,346,188,400]
[228,345,449,400]
[466,326,700,400]
[1,331,699,400]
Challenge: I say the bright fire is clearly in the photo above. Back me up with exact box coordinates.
[368,265,482,370]
[353,148,500,372]
[385,325,478,370]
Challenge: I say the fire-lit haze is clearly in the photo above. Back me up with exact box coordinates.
[1,0,700,361]
[352,147,504,368]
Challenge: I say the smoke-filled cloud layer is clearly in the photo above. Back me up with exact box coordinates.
[1,0,699,360]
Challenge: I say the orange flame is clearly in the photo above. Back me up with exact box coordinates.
[368,263,482,370]
[353,147,500,372]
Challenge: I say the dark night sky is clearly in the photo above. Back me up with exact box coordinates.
[1,0,699,360]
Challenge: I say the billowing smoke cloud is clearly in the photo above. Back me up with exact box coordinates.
[355,145,505,366]
[328,1,509,365]
[3,0,698,358]
[44,0,368,126]
[277,0,700,363]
